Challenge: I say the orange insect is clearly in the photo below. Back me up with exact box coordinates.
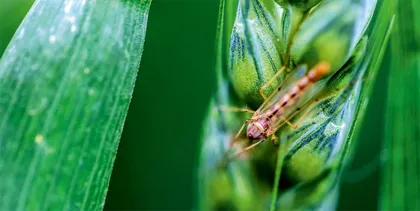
[227,62,331,156]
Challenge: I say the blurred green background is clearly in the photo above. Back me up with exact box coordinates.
[0,0,388,210]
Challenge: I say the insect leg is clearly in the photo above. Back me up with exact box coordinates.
[227,119,251,150]
[282,91,339,130]
[234,138,265,158]
[331,75,373,92]
[259,66,286,100]
[271,133,278,145]
[234,119,249,140]
[215,105,255,114]
[287,100,319,129]
[279,115,299,130]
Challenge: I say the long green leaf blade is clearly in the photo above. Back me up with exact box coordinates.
[381,0,420,209]
[0,0,150,210]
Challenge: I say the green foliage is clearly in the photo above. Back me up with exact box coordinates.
[381,0,420,209]
[199,0,395,210]
[0,0,150,210]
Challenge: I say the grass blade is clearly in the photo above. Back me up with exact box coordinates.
[380,0,420,209]
[0,0,150,210]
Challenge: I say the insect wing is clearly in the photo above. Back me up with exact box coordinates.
[260,64,329,131]
[256,65,308,113]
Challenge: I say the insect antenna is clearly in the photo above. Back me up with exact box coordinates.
[233,138,266,158]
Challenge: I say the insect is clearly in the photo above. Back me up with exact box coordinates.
[226,61,331,157]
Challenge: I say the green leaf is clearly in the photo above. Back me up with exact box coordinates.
[380,0,420,209]
[199,0,395,210]
[0,0,150,210]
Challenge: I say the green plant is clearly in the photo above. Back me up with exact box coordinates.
[198,0,395,210]
[0,1,150,210]
[381,0,420,209]
[2,0,420,210]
